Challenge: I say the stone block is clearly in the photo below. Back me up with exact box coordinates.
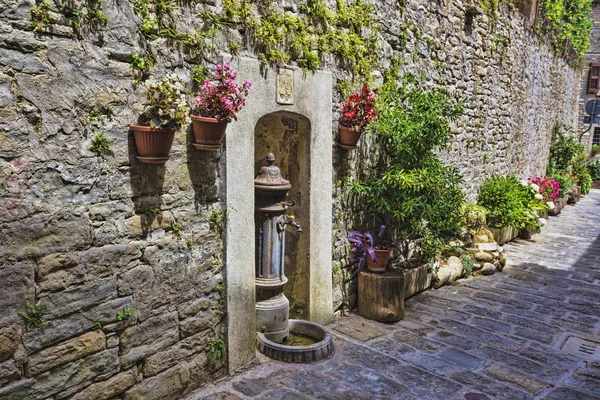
[0,48,45,73]
[483,363,547,394]
[0,263,35,329]
[124,363,190,400]
[403,263,433,299]
[118,264,154,296]
[27,330,106,375]
[37,253,79,276]
[0,325,21,363]
[43,277,118,318]
[120,312,179,367]
[142,330,210,377]
[481,263,497,275]
[23,297,132,352]
[473,251,494,262]
[69,369,138,400]
[0,360,22,386]
[476,242,498,252]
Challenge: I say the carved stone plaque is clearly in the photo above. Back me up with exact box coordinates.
[276,69,294,105]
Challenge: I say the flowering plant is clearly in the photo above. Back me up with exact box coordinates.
[192,62,251,122]
[529,177,560,204]
[141,74,190,129]
[340,85,376,132]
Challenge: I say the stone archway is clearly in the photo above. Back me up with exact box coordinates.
[222,57,333,372]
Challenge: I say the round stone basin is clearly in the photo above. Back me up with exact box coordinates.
[257,319,335,363]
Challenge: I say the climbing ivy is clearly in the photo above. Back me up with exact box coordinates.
[539,0,593,62]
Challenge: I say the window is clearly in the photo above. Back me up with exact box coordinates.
[587,63,600,94]
[594,127,600,146]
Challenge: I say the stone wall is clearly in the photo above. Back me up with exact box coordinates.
[578,0,600,149]
[0,0,582,397]
[331,0,581,312]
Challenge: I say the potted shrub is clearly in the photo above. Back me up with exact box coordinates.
[190,62,251,151]
[131,74,190,163]
[548,173,573,215]
[338,85,376,149]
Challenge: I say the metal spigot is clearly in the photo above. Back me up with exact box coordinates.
[285,215,302,232]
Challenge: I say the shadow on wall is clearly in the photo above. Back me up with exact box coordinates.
[186,125,221,212]
[128,129,166,233]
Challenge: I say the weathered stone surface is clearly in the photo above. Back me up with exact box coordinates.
[23,296,132,352]
[142,330,210,377]
[37,253,79,276]
[69,369,138,400]
[0,360,21,386]
[480,263,497,275]
[120,312,179,366]
[42,277,118,318]
[473,251,494,262]
[0,263,35,329]
[27,331,106,375]
[124,363,190,400]
[0,48,45,73]
[118,264,154,296]
[0,326,21,363]
[476,243,498,252]
[484,363,548,394]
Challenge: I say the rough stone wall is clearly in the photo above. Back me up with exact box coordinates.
[331,0,581,312]
[0,0,226,398]
[0,0,583,396]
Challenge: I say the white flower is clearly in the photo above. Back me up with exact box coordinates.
[547,202,555,210]
[539,218,547,227]
[520,180,528,186]
[534,193,543,200]
[530,183,540,192]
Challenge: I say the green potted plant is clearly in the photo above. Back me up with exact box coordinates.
[190,62,251,151]
[338,85,377,150]
[347,221,396,274]
[130,74,189,163]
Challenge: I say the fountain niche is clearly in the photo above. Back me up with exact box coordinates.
[253,112,334,363]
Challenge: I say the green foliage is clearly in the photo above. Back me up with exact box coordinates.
[348,74,465,260]
[547,124,584,175]
[31,0,52,32]
[591,144,600,156]
[460,202,487,232]
[477,175,540,231]
[145,207,160,217]
[116,307,132,321]
[90,132,113,156]
[171,221,183,239]
[205,338,225,362]
[460,253,476,278]
[579,171,593,195]
[587,157,600,180]
[88,105,114,122]
[209,206,235,236]
[572,148,592,194]
[92,321,102,330]
[539,0,593,62]
[19,302,47,330]
[548,172,573,199]
[130,52,154,82]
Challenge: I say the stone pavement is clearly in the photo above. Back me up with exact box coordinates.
[187,190,600,400]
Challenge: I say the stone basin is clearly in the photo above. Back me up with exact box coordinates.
[256,320,334,364]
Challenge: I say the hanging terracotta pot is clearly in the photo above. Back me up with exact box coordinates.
[191,115,229,151]
[338,125,362,150]
[366,249,391,274]
[131,125,176,164]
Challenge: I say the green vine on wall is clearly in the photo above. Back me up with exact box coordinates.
[539,0,592,62]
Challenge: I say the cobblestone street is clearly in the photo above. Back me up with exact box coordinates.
[188,190,600,400]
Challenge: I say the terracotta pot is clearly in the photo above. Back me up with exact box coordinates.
[338,125,362,150]
[131,125,175,164]
[191,115,228,151]
[366,249,391,273]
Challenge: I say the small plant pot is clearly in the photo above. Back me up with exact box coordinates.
[338,125,362,150]
[131,125,175,164]
[367,249,391,273]
[191,115,228,151]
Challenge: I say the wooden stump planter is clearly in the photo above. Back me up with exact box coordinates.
[568,186,581,205]
[131,125,176,164]
[358,270,404,322]
[489,226,518,245]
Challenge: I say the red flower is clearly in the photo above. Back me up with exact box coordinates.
[340,86,376,131]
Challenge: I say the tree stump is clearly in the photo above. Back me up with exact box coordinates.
[358,271,404,322]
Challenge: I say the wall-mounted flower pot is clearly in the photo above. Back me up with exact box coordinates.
[191,115,228,151]
[131,125,175,164]
[338,125,362,150]
[366,249,391,273]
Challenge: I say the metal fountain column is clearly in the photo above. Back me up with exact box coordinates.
[254,153,301,343]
